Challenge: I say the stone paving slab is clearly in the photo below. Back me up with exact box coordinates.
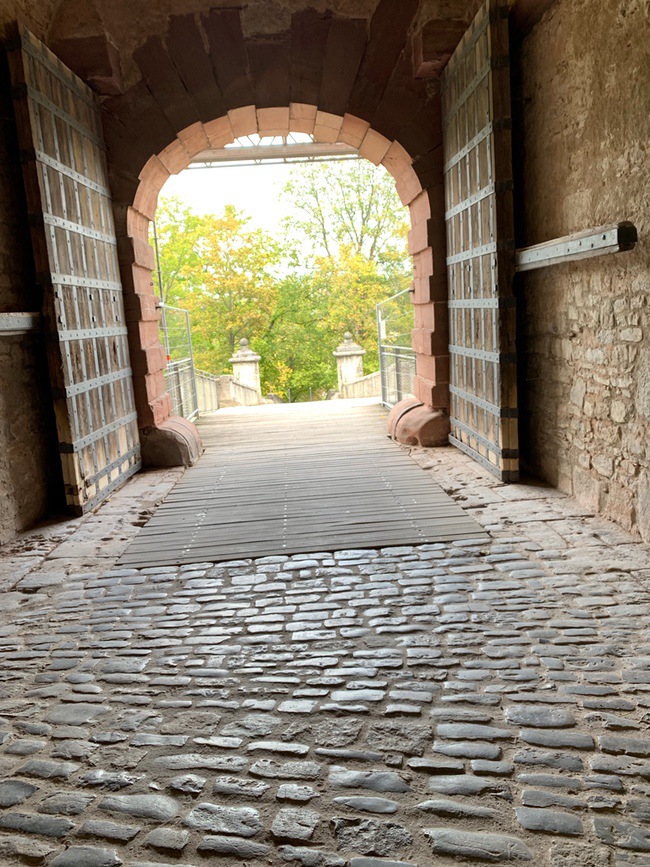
[0,443,649,864]
[0,468,183,595]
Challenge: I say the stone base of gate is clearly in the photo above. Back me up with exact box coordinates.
[388,398,450,447]
[140,417,202,468]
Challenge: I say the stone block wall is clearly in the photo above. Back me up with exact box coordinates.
[515,0,650,539]
[0,335,62,545]
[340,370,382,400]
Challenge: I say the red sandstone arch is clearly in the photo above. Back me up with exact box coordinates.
[89,3,453,464]
[121,105,449,463]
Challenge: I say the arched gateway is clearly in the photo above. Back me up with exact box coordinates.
[122,104,449,464]
[62,3,456,467]
[7,0,522,517]
[2,0,647,544]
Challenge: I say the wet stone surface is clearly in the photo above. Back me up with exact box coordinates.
[0,446,649,863]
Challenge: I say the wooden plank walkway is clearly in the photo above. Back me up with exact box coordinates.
[119,401,488,567]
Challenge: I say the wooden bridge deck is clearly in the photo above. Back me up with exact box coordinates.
[119,400,487,567]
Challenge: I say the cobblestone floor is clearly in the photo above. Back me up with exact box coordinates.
[1,445,650,866]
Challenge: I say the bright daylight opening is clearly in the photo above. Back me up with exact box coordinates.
[153,136,416,420]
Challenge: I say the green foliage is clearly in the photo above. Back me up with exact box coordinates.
[257,273,337,401]
[310,247,404,374]
[282,159,409,266]
[154,200,280,373]
[154,160,412,399]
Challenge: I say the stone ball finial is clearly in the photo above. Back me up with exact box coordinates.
[229,337,261,365]
[334,331,366,358]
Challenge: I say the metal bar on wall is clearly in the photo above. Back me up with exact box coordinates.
[515,222,638,273]
[0,312,41,335]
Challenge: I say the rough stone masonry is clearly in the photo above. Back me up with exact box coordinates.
[0,445,650,864]
[515,0,650,540]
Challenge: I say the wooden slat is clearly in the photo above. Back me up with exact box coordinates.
[118,403,487,567]
[442,0,518,482]
[7,24,141,514]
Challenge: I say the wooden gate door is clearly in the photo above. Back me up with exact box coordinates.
[441,0,518,481]
[7,25,141,514]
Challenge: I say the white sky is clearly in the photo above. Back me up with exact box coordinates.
[160,162,303,232]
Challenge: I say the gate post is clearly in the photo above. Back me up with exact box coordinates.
[230,338,262,400]
[334,333,365,393]
[388,92,451,448]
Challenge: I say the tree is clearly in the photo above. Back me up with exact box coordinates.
[280,160,412,379]
[256,244,409,401]
[257,272,336,401]
[153,198,203,303]
[153,159,413,399]
[311,246,404,373]
[154,199,280,373]
[282,159,410,268]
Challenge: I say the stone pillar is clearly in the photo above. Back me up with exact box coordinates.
[334,333,365,392]
[230,338,262,398]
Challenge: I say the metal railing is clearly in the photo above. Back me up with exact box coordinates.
[165,358,199,421]
[196,369,220,414]
[377,348,416,408]
[160,303,199,421]
[377,288,416,408]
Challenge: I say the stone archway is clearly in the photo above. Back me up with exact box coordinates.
[119,106,449,463]
[87,5,454,464]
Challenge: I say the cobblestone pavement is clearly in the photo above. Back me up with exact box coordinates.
[1,446,650,866]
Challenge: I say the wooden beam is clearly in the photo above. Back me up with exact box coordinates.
[515,222,638,273]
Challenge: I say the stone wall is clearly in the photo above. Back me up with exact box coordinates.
[0,0,58,40]
[340,370,381,400]
[515,0,650,539]
[0,336,62,545]
[0,4,62,544]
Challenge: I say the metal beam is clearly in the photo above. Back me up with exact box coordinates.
[515,222,638,273]
[190,141,359,167]
[0,311,41,335]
